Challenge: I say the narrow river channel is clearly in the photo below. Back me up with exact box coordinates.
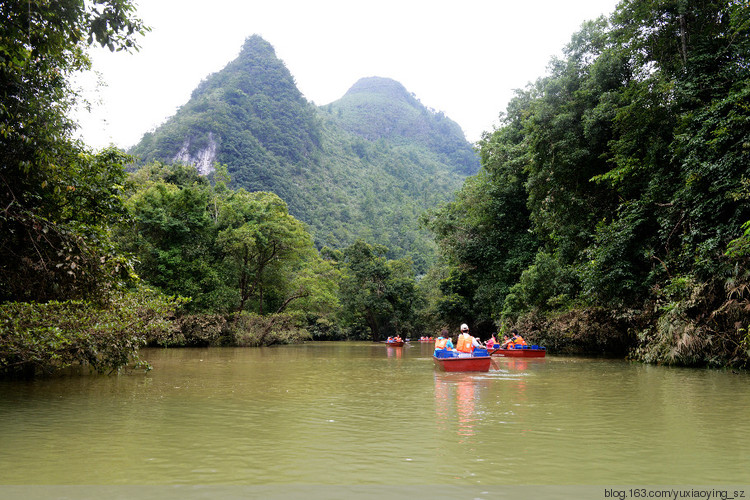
[1,342,748,499]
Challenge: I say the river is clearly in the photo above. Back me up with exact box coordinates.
[1,342,748,499]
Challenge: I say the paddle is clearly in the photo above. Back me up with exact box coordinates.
[486,340,508,355]
[490,357,500,370]
[484,346,504,370]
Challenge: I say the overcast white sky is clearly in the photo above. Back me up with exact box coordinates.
[74,0,621,149]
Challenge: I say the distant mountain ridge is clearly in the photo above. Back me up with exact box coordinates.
[130,35,479,270]
[325,77,478,175]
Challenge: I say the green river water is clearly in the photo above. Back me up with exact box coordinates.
[0,342,748,499]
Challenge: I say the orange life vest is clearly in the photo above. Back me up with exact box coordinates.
[435,338,448,350]
[456,334,474,353]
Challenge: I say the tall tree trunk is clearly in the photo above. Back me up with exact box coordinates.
[366,309,380,341]
[258,282,264,315]
[679,13,688,67]
[237,245,250,314]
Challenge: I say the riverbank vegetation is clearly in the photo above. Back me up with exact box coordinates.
[423,0,750,368]
[2,0,749,376]
[118,161,420,344]
[0,1,177,376]
[0,288,183,376]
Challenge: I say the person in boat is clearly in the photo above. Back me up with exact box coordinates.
[485,334,498,349]
[434,329,454,354]
[504,329,527,349]
[456,323,481,355]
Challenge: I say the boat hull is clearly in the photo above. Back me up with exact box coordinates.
[433,355,492,372]
[491,347,546,358]
[386,341,405,347]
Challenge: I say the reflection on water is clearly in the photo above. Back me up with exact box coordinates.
[433,357,545,443]
[1,342,749,488]
[386,346,403,359]
[434,373,486,440]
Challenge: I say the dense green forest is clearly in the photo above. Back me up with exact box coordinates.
[0,0,181,375]
[424,0,750,367]
[2,0,749,376]
[117,161,426,340]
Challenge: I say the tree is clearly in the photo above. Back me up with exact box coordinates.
[119,163,341,321]
[423,0,750,366]
[217,190,314,314]
[0,0,148,303]
[0,3,192,376]
[121,171,232,312]
[422,95,539,334]
[336,240,421,340]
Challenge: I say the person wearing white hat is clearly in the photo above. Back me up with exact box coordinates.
[456,323,481,356]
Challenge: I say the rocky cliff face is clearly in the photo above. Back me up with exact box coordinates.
[173,133,218,175]
[130,34,320,184]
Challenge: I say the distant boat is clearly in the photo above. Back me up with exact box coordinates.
[490,345,546,358]
[433,353,492,372]
[386,340,405,347]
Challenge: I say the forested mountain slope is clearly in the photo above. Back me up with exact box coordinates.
[130,35,479,269]
[322,76,478,175]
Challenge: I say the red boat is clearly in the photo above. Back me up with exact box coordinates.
[433,355,492,372]
[490,346,546,358]
[386,340,405,347]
